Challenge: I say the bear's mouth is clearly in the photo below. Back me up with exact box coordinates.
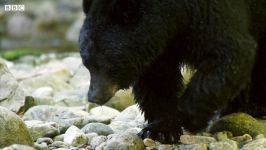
[88,95,113,105]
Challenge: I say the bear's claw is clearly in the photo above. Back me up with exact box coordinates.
[138,122,182,144]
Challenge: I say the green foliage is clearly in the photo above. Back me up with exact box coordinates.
[0,49,39,60]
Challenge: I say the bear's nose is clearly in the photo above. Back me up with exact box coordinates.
[87,87,110,105]
[88,91,102,105]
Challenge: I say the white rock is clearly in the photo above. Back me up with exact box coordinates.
[20,75,72,96]
[34,142,48,150]
[25,120,60,141]
[36,137,53,144]
[64,126,88,147]
[109,105,145,133]
[90,106,120,120]
[0,60,18,99]
[31,96,55,105]
[157,144,175,150]
[95,142,107,150]
[61,57,82,74]
[209,140,238,150]
[105,89,135,111]
[90,136,107,149]
[143,138,156,148]
[178,144,208,150]
[22,105,100,132]
[86,133,99,144]
[0,60,26,112]
[53,89,87,107]
[0,57,14,68]
[9,64,35,81]
[231,134,252,143]
[1,144,35,150]
[125,128,142,135]
[180,135,216,145]
[54,134,65,142]
[0,106,33,148]
[81,123,114,136]
[69,65,90,89]
[240,138,266,150]
[49,141,67,148]
[18,61,72,94]
[103,133,144,150]
[32,86,54,97]
[23,105,89,121]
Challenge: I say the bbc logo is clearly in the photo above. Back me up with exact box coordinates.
[5,5,25,11]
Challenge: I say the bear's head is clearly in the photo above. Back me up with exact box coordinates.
[79,0,187,105]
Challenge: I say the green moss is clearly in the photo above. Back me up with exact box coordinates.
[210,113,266,137]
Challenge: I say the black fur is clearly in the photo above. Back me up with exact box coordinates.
[79,0,266,143]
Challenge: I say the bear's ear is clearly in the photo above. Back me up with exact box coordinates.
[83,0,92,14]
[109,0,140,24]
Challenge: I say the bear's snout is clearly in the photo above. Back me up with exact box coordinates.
[87,77,119,105]
[88,89,108,105]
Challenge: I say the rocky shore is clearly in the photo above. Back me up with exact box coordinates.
[1,53,266,150]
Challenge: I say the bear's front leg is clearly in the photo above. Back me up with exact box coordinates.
[133,54,184,144]
[179,33,257,132]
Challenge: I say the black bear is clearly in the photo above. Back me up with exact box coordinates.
[79,0,266,143]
